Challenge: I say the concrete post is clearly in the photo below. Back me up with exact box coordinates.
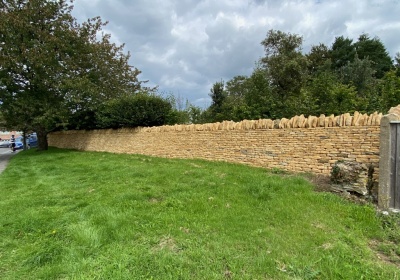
[378,113,400,209]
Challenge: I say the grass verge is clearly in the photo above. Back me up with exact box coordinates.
[0,148,399,279]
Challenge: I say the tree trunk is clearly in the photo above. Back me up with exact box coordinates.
[36,128,48,151]
[22,130,28,151]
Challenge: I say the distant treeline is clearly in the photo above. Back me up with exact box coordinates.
[193,30,400,124]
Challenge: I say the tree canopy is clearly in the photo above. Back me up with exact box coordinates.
[0,0,145,150]
[199,30,398,122]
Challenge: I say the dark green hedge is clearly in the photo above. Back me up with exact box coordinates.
[96,93,173,129]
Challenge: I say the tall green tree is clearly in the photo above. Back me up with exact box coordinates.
[306,70,359,115]
[208,80,226,121]
[225,75,248,106]
[338,55,379,112]
[243,66,275,119]
[330,36,355,70]
[394,52,400,76]
[0,0,143,150]
[354,34,393,78]
[379,70,400,112]
[307,43,331,74]
[260,30,308,117]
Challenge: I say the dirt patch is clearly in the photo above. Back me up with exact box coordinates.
[152,236,181,253]
[148,197,162,204]
[369,240,400,268]
[307,174,373,206]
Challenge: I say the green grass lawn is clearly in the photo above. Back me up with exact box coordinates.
[0,148,399,279]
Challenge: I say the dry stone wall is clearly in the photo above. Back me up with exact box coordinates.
[49,111,381,179]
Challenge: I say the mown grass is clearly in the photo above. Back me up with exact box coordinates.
[0,148,399,279]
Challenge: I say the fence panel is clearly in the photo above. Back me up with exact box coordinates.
[390,123,400,209]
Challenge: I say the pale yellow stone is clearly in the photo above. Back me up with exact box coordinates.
[376,113,383,125]
[362,113,369,126]
[274,119,280,129]
[352,111,360,126]
[334,116,340,126]
[229,121,236,130]
[279,118,288,129]
[324,116,330,127]
[319,114,326,127]
[311,116,318,128]
[356,114,364,126]
[287,117,294,128]
[343,113,351,126]
[291,116,298,128]
[250,120,257,129]
[298,114,306,128]
[266,119,274,129]
[366,114,373,126]
[305,116,312,128]
[388,105,400,116]
[345,116,352,126]
[338,114,344,126]
[328,114,335,127]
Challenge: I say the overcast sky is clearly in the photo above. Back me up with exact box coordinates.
[71,0,400,108]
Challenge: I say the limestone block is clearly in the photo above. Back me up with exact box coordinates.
[261,119,268,129]
[260,119,267,129]
[388,104,400,116]
[305,116,312,128]
[279,118,288,129]
[324,116,329,127]
[274,119,280,129]
[345,116,352,126]
[369,113,376,126]
[242,120,250,130]
[298,114,306,128]
[285,119,291,128]
[363,113,369,125]
[344,113,351,126]
[338,114,344,127]
[328,114,335,127]
[229,121,236,130]
[237,121,244,130]
[365,115,371,126]
[255,119,261,129]
[352,111,360,126]
[220,121,227,130]
[250,120,256,129]
[319,114,326,127]
[291,116,298,128]
[288,117,295,128]
[376,113,382,125]
[311,116,318,128]
[266,119,274,129]
[333,116,339,127]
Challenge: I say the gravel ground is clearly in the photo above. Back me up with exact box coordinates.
[0,148,19,174]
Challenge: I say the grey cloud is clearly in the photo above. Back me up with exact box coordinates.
[72,0,400,108]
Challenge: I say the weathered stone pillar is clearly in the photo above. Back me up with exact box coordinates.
[378,110,400,209]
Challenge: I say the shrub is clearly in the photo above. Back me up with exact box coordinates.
[96,93,173,128]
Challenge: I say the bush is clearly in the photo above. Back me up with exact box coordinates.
[96,93,173,129]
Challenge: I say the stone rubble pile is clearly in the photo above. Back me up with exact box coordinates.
[330,160,370,196]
